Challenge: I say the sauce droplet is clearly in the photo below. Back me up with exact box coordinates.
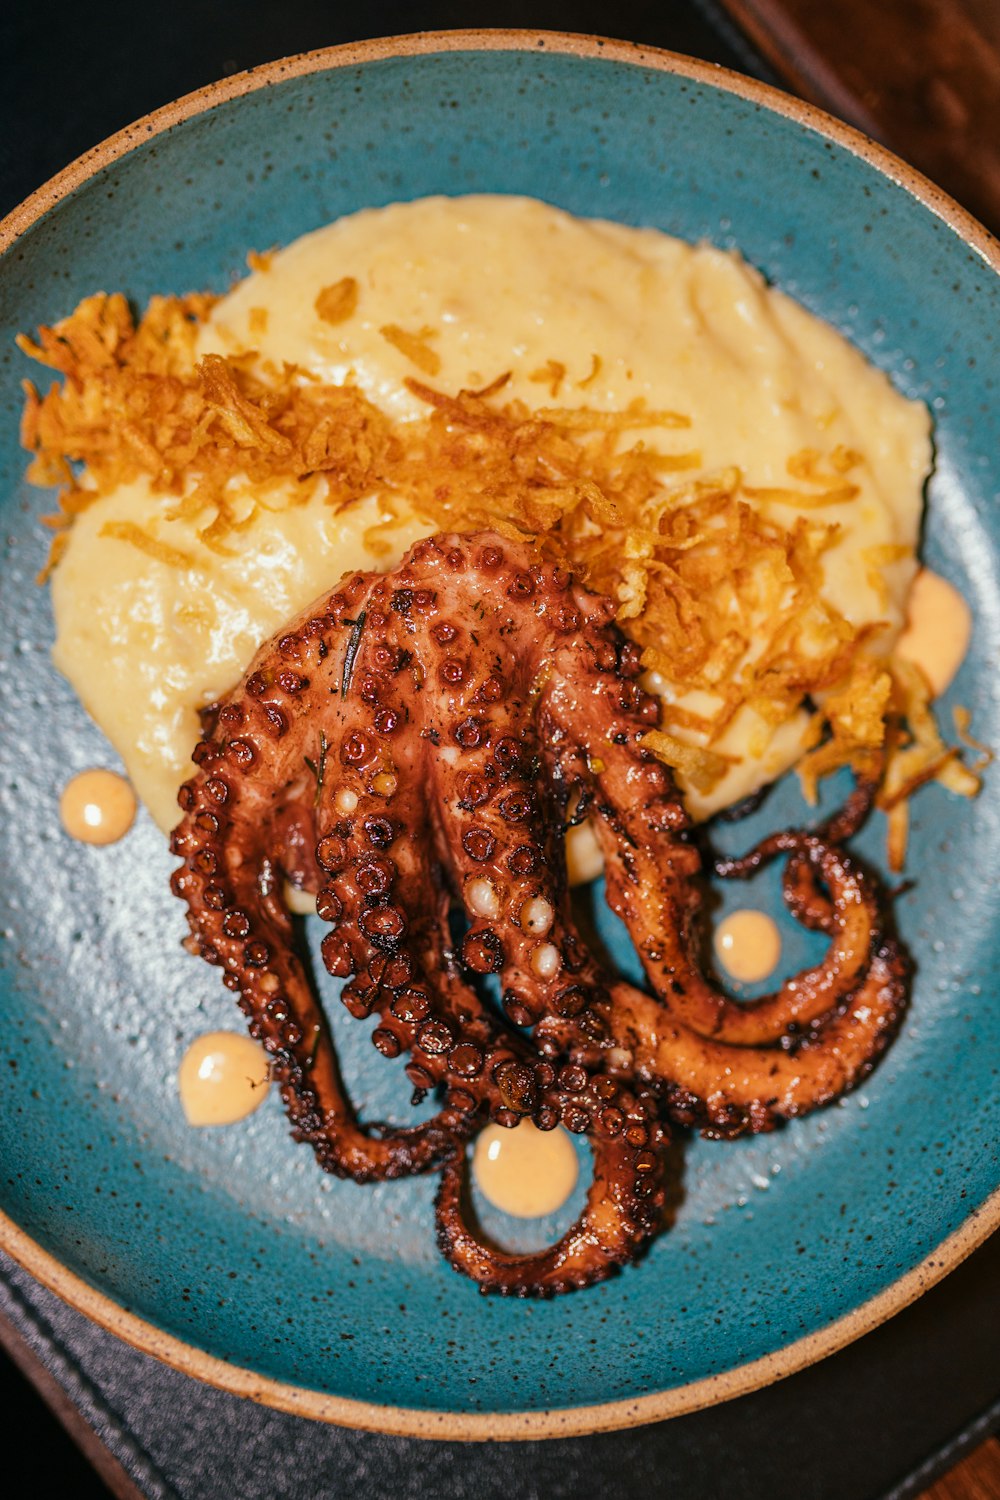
[60,768,136,845]
[896,568,972,698]
[472,1119,578,1218]
[283,880,318,916]
[178,1032,270,1126]
[715,909,782,984]
[565,818,603,886]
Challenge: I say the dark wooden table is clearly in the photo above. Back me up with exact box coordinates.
[925,1440,1000,1500]
[718,0,1000,236]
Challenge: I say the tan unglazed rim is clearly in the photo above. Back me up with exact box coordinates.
[2,28,999,1442]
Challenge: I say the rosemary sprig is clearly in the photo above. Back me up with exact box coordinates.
[341,608,367,697]
[304,729,328,806]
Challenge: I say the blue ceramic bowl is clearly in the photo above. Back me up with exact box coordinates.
[1,33,998,1438]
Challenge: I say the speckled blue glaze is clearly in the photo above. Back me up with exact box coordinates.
[1,43,999,1421]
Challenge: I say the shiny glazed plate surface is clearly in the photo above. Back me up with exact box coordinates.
[0,33,998,1438]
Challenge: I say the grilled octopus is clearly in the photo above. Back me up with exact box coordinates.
[170,531,908,1296]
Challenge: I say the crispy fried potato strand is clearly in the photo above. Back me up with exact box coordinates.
[19,291,986,831]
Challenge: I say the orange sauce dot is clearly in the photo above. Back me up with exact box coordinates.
[60,769,136,846]
[896,567,972,698]
[178,1032,270,1126]
[715,908,782,984]
[472,1119,578,1218]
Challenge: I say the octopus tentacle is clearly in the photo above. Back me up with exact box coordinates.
[308,593,536,1130]
[428,734,615,1050]
[172,582,472,1180]
[596,815,886,1045]
[612,941,907,1138]
[714,775,881,934]
[536,636,893,1047]
[172,777,457,1181]
[413,564,619,1041]
[435,1089,667,1297]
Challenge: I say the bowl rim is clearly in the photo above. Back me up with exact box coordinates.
[1,26,998,1442]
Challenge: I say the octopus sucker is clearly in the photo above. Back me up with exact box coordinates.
[171,529,908,1294]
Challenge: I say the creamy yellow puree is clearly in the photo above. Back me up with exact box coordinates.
[51,196,931,837]
[472,1118,579,1218]
[52,491,427,832]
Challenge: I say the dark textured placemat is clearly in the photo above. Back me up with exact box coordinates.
[2,1235,999,1500]
[1,3,997,1496]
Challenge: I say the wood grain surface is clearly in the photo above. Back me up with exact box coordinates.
[922,1438,1000,1500]
[718,0,1000,235]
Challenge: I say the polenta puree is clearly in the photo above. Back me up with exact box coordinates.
[39,196,931,835]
